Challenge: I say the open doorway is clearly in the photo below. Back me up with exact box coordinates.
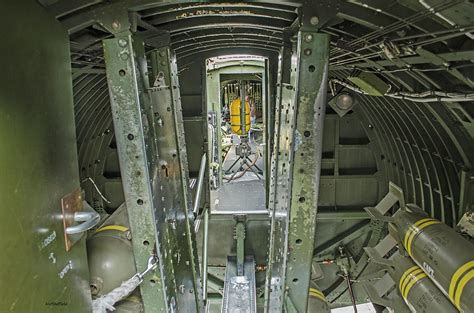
[206,55,268,213]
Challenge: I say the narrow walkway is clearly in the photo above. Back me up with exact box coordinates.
[211,142,266,212]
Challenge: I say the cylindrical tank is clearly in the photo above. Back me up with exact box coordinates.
[389,204,474,312]
[390,253,457,313]
[87,203,143,312]
[307,287,330,313]
[229,97,250,135]
[88,203,135,296]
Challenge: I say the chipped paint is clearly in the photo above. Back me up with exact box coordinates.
[294,130,302,151]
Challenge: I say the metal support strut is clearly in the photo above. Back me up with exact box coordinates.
[104,32,171,313]
[265,30,330,313]
[104,30,202,312]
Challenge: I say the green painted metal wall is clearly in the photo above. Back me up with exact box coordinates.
[0,2,91,311]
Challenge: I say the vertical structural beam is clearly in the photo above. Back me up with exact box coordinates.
[266,45,292,208]
[265,42,299,312]
[285,32,329,312]
[264,58,271,191]
[202,208,209,304]
[149,47,203,312]
[265,32,329,312]
[239,80,247,136]
[206,68,222,189]
[103,33,170,312]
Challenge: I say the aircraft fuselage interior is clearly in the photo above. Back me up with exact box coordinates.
[1,1,474,312]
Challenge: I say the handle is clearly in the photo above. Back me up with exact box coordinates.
[193,153,207,215]
[66,202,100,234]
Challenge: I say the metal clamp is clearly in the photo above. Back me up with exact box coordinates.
[135,255,158,282]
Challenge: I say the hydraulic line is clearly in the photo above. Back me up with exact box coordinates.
[330,78,474,102]
[223,153,259,182]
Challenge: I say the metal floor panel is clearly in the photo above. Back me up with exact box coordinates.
[211,180,266,212]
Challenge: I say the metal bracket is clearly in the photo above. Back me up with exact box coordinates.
[93,3,131,35]
[364,247,394,269]
[299,0,341,31]
[364,181,406,223]
[363,282,394,308]
[234,220,246,276]
[364,206,395,223]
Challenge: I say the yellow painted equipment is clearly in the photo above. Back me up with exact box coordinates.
[230,98,250,135]
[308,288,330,313]
[396,257,457,313]
[388,207,474,312]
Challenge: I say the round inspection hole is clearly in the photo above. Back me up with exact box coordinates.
[90,284,99,295]
[304,131,311,137]
[308,65,315,72]
[137,199,144,205]
[296,239,302,245]
[298,197,306,203]
[119,69,126,76]
[143,240,150,246]
[127,133,134,140]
